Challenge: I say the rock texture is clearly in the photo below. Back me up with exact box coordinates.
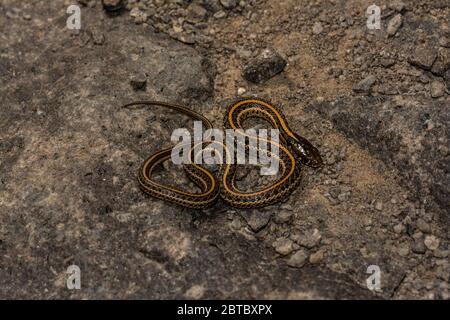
[1,0,448,300]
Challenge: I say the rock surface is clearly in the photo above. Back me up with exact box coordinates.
[1,0,448,300]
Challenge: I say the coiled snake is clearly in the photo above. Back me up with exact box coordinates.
[122,99,322,209]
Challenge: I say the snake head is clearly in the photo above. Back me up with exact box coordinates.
[287,133,323,168]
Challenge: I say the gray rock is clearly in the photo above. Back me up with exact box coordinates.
[387,14,403,37]
[416,218,431,233]
[388,0,406,12]
[430,80,446,98]
[201,0,222,13]
[309,250,324,264]
[313,22,323,35]
[424,235,440,250]
[273,210,293,224]
[287,250,308,268]
[130,72,147,91]
[188,3,208,20]
[353,75,376,94]
[408,46,438,70]
[242,48,287,84]
[240,210,271,232]
[445,69,450,90]
[220,0,238,9]
[431,49,450,76]
[412,238,426,254]
[292,229,322,249]
[273,238,295,255]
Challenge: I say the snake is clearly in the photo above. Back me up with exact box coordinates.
[121,99,323,209]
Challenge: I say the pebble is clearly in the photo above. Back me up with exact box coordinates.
[237,87,246,95]
[353,75,376,94]
[387,14,403,37]
[312,22,323,35]
[273,238,295,255]
[130,7,148,24]
[388,1,406,12]
[292,229,322,249]
[430,80,446,98]
[241,210,271,232]
[213,10,226,19]
[273,211,293,224]
[424,235,440,250]
[188,3,207,20]
[397,243,410,257]
[130,72,147,91]
[242,48,287,84]
[375,200,383,211]
[411,238,426,254]
[393,223,405,234]
[220,0,238,9]
[309,250,324,264]
[102,0,124,12]
[416,218,431,233]
[286,249,308,268]
[408,46,438,70]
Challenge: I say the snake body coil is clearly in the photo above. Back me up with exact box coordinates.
[123,99,322,209]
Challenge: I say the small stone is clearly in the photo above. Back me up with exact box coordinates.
[388,1,406,12]
[202,0,222,13]
[412,238,426,254]
[431,49,450,76]
[416,218,431,233]
[375,200,383,211]
[309,250,324,264]
[130,7,148,24]
[393,223,405,234]
[439,36,450,48]
[287,250,308,268]
[292,228,322,249]
[213,10,226,19]
[102,0,124,12]
[387,14,403,37]
[424,235,440,250]
[381,58,395,68]
[353,75,376,94]
[273,238,295,255]
[188,3,207,20]
[430,80,445,98]
[433,249,449,258]
[408,46,438,70]
[397,243,410,257]
[130,73,147,91]
[312,22,323,35]
[237,87,246,95]
[220,0,237,9]
[241,210,271,232]
[273,211,293,224]
[242,48,287,84]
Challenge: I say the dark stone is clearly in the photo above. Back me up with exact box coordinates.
[408,45,438,70]
[102,0,124,12]
[353,75,376,94]
[242,48,287,84]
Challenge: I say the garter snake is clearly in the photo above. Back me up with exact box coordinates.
[122,99,322,209]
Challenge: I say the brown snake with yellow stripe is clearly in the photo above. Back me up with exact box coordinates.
[122,99,322,209]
